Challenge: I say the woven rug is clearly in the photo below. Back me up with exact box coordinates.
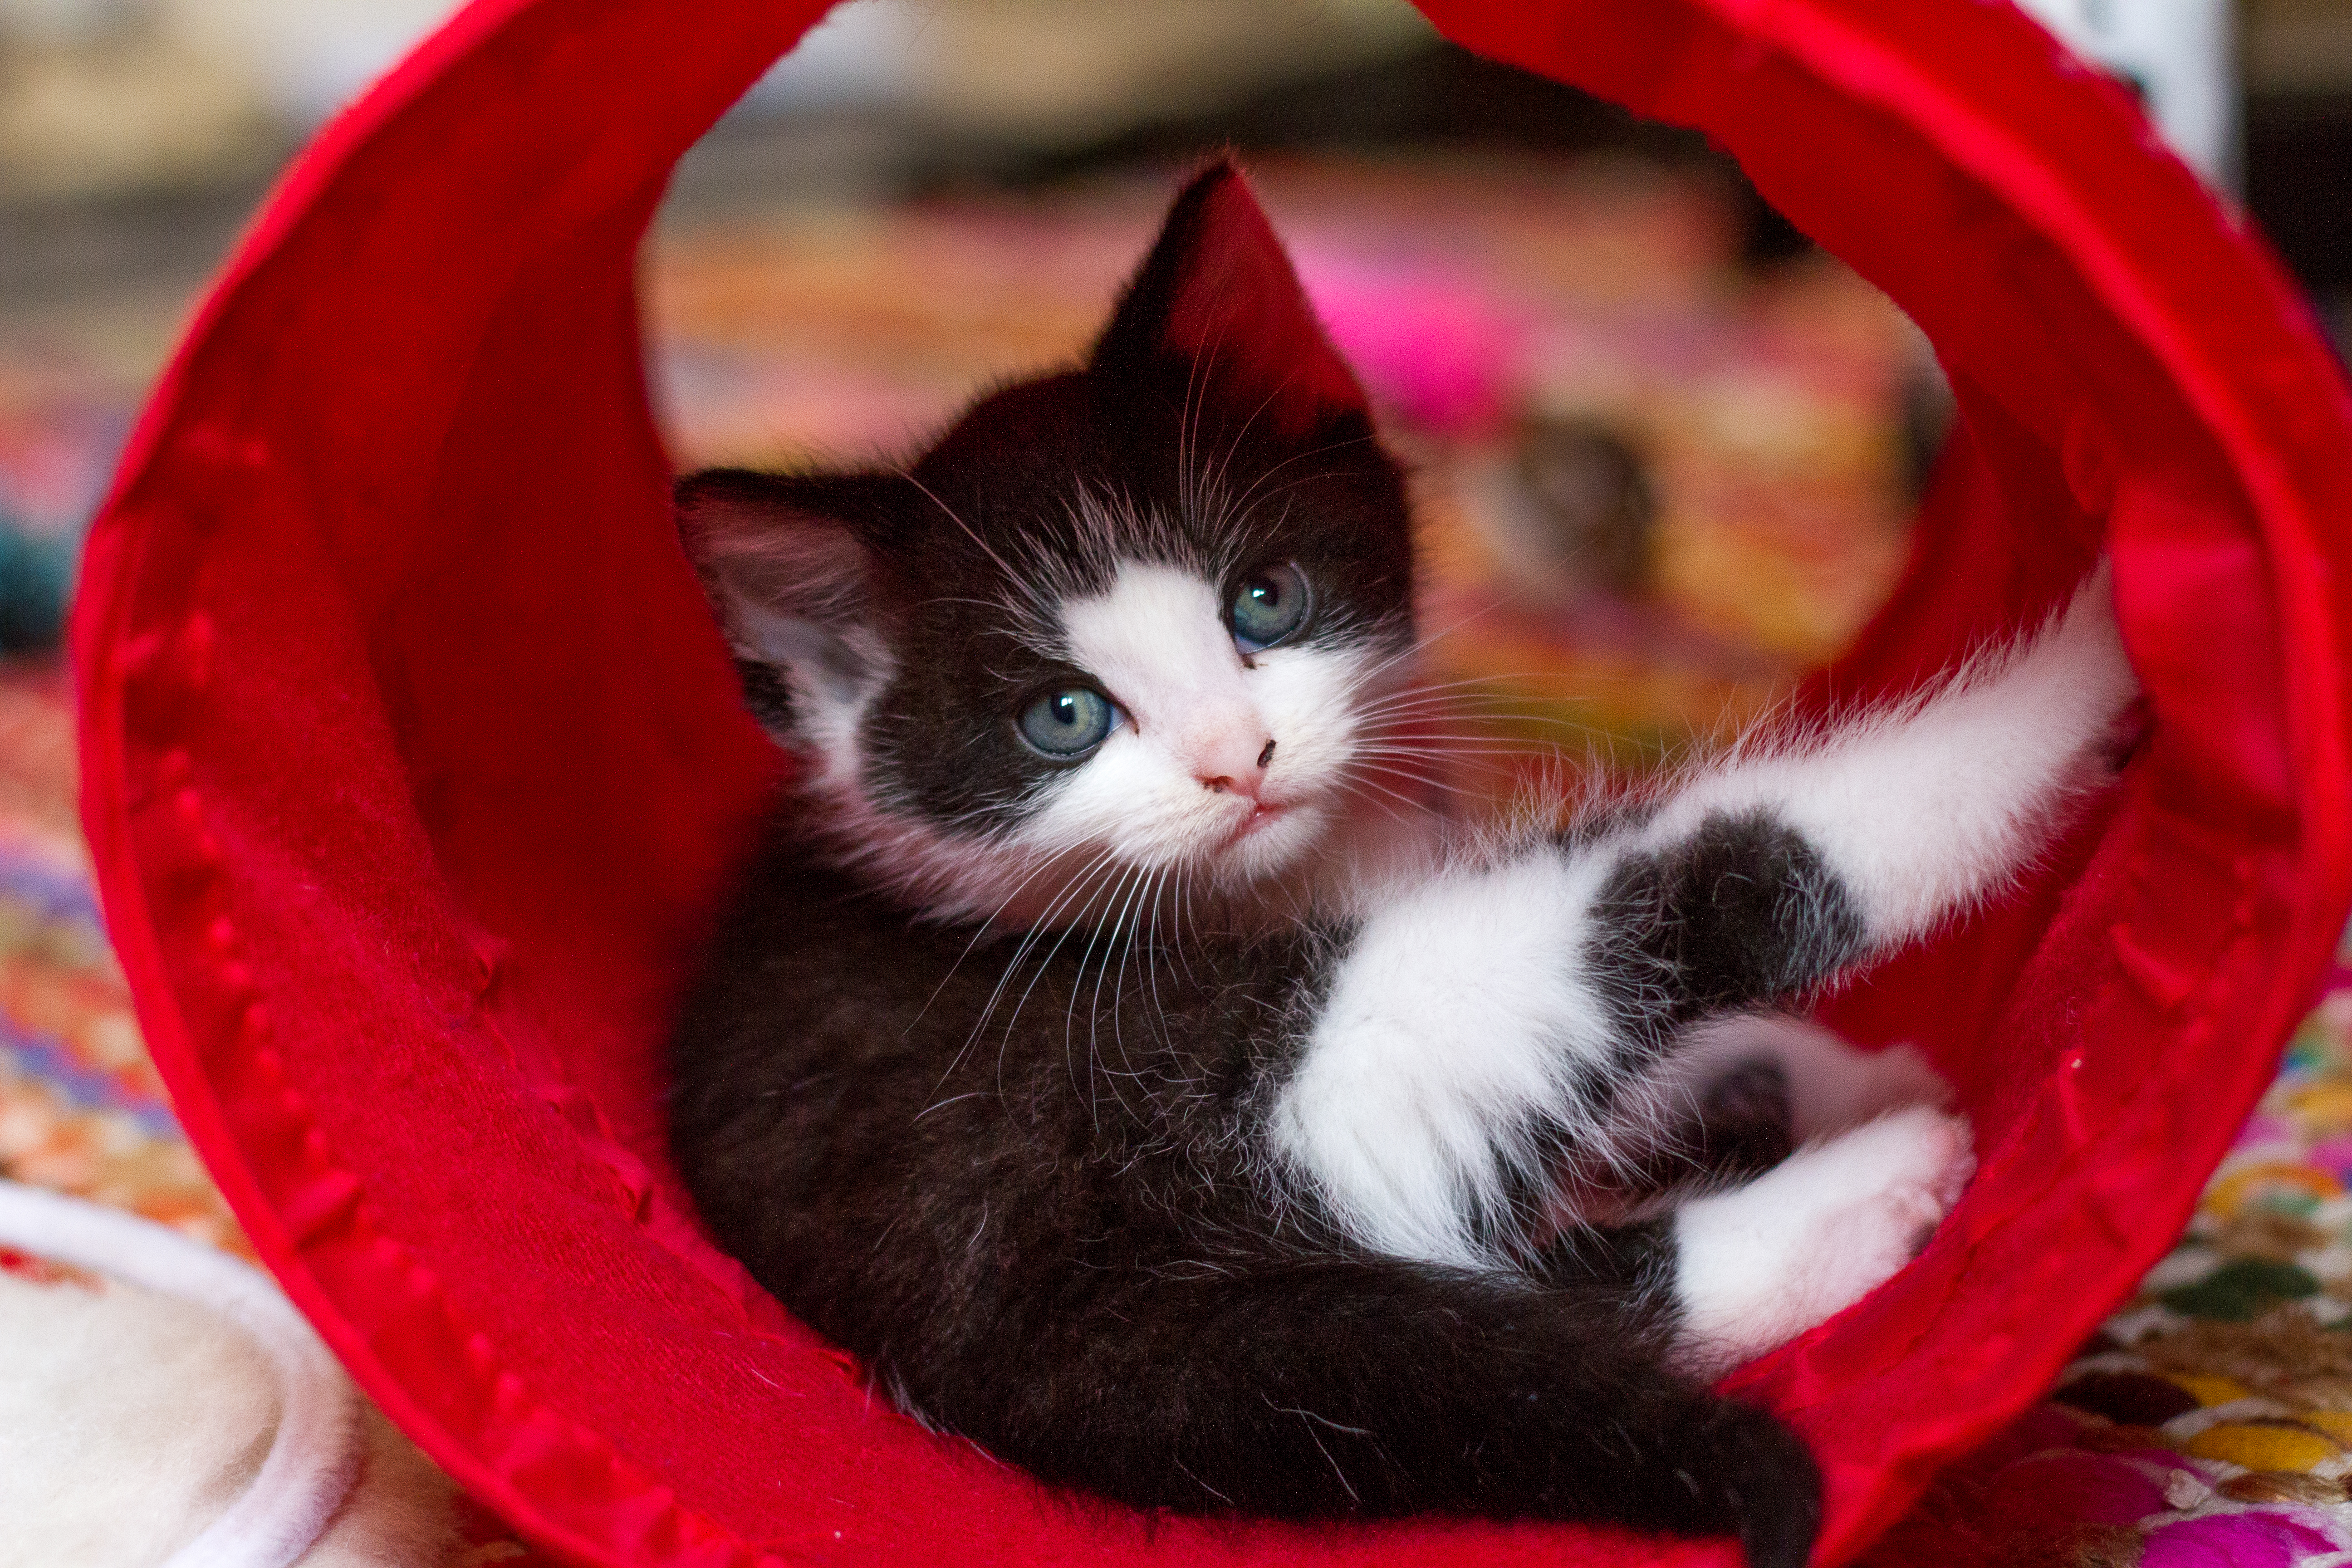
[3,152,2343,1564]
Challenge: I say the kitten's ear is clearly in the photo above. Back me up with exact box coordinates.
[1093,159,1367,435]
[676,469,887,736]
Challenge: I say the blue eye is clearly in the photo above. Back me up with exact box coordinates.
[1229,563,1312,652]
[1017,686,1119,758]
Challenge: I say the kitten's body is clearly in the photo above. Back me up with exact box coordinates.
[680,831,1771,1532]
[668,164,2138,1568]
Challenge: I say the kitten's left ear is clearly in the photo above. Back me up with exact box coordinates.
[1093,160,1368,436]
[676,469,891,738]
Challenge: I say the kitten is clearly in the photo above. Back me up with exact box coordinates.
[667,162,2138,1568]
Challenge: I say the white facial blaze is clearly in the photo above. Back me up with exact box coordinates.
[1035,560,1371,883]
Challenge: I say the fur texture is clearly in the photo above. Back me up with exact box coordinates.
[667,161,2140,1568]
[0,1267,459,1568]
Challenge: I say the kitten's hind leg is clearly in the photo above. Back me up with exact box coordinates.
[1672,1014,1952,1143]
[958,1250,1823,1568]
[1568,1055,1798,1205]
[1557,1019,1954,1229]
[1666,1104,1975,1378]
[1675,1055,1798,1182]
[1556,1053,1971,1376]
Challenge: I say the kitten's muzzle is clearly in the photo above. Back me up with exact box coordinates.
[1224,802,1292,844]
[1190,731,1275,802]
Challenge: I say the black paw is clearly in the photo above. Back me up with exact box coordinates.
[1701,1400,1822,1568]
[1694,1058,1797,1179]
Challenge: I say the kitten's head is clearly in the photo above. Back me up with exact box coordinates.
[680,162,1420,923]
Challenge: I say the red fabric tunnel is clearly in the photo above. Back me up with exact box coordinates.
[70,1,2352,1564]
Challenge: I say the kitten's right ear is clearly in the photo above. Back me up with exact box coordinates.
[676,469,887,737]
[1093,159,1367,438]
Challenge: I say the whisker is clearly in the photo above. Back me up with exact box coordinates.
[977,848,1125,1082]
[1092,860,1166,1123]
[1330,609,1509,706]
[1349,686,1605,719]
[898,470,1035,603]
[1333,773,1438,822]
[1113,862,1174,1087]
[1065,860,1147,1127]
[1167,859,1201,990]
[1221,432,1381,532]
[1136,865,1171,1062]
[912,844,1098,1035]
[956,846,1123,1077]
[1202,376,1295,534]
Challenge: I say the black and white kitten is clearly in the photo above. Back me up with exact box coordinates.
[667,163,2137,1568]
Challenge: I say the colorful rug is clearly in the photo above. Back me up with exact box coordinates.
[1858,970,2352,1568]
[0,662,552,1568]
[0,663,232,1249]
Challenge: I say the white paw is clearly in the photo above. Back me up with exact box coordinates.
[1671,1106,1974,1378]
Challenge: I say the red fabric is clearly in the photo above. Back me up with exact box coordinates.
[69,1,2352,1564]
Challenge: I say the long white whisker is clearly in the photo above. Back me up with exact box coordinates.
[1115,863,1174,1085]
[899,469,1055,620]
[1089,861,1160,1108]
[1065,860,1147,1127]
[1222,432,1381,530]
[1330,603,1515,704]
[1201,379,1293,537]
[913,843,1100,1039]
[1333,772,1439,821]
[982,848,1126,1087]
[955,846,1125,1088]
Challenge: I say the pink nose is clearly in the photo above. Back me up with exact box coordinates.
[1196,736,1277,800]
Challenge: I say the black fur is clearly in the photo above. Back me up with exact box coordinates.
[1560,813,1863,1222]
[671,825,1822,1562]
[1587,810,1869,1072]
[666,163,1858,1568]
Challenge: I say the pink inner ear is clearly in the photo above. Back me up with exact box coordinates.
[1161,176,1369,434]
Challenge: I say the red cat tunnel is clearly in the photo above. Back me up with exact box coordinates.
[69,1,2352,1564]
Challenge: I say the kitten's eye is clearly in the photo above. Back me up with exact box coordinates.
[1017,686,1120,759]
[1230,563,1313,652]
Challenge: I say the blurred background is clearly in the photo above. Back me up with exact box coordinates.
[0,0,2341,747]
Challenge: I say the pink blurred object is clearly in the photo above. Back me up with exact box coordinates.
[2140,1513,2339,1568]
[1296,251,1528,435]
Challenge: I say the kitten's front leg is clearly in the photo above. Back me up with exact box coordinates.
[1666,1014,1951,1144]
[1595,564,2136,1047]
[1273,847,1634,1267]
[1599,567,2131,1364]
[1277,568,2133,1344]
